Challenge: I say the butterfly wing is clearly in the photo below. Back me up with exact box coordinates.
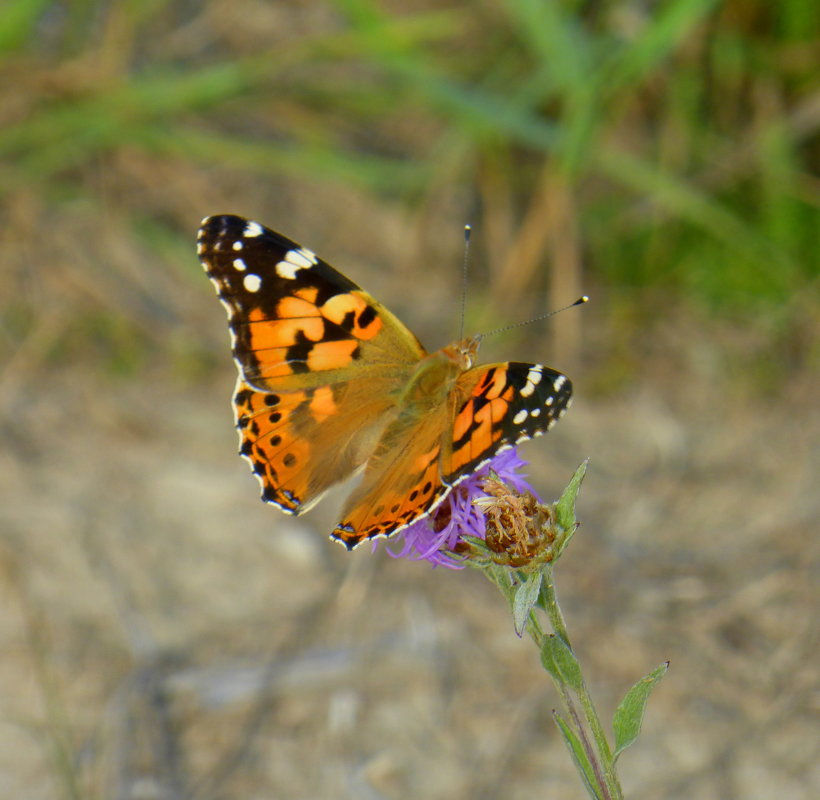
[198,215,426,514]
[331,398,453,547]
[443,362,572,481]
[331,361,572,549]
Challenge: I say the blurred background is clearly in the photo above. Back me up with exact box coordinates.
[1,1,817,798]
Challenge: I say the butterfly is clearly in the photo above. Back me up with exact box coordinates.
[198,215,573,550]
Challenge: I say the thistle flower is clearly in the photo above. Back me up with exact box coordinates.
[477,476,559,570]
[380,448,547,568]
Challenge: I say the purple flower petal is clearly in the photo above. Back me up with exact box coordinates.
[376,448,540,568]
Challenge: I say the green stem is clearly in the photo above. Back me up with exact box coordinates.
[541,567,624,800]
[525,603,611,800]
[564,696,611,800]
[540,566,571,644]
[483,561,624,798]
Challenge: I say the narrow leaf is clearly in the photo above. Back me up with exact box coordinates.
[554,460,588,533]
[606,0,718,89]
[613,661,669,762]
[512,572,542,636]
[540,635,584,692]
[553,712,603,800]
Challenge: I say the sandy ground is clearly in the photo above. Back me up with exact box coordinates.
[0,343,816,799]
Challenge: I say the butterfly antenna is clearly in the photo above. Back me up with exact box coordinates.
[477,295,589,340]
[459,224,472,341]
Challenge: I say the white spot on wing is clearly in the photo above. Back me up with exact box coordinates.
[296,247,317,265]
[519,365,544,397]
[276,247,318,279]
[276,259,302,280]
[526,367,543,385]
[243,273,262,292]
[233,258,246,271]
[513,409,528,425]
[232,240,243,251]
[244,221,264,237]
[530,408,541,417]
[553,375,566,390]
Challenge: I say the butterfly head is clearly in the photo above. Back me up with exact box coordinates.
[447,335,481,370]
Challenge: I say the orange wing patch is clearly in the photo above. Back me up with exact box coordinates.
[247,308,323,349]
[308,385,338,422]
[234,382,314,512]
[241,307,365,382]
[333,435,446,547]
[276,295,322,320]
[321,291,382,340]
[449,376,515,473]
[305,340,360,371]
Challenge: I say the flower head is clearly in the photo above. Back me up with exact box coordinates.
[478,476,559,570]
[377,448,542,568]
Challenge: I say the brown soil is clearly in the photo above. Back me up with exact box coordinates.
[0,336,816,798]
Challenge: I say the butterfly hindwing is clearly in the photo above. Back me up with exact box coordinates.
[233,376,402,515]
[331,395,452,548]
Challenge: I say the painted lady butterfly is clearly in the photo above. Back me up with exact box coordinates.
[198,215,572,550]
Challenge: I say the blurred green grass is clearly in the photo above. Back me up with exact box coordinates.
[0,0,817,382]
[0,5,817,796]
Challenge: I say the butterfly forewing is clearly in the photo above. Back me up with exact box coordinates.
[444,362,572,481]
[198,215,425,390]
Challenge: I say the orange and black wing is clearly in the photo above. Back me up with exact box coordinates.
[443,362,572,482]
[198,215,426,515]
[330,362,572,550]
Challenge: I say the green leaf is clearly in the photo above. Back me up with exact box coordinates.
[596,146,795,274]
[0,0,51,54]
[483,562,516,599]
[605,0,719,90]
[503,0,591,90]
[613,662,669,762]
[512,572,542,636]
[540,635,584,693]
[554,460,589,534]
[553,713,603,800]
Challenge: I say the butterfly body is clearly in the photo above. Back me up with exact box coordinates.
[198,215,572,549]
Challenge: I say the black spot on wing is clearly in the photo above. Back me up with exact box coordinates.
[284,330,314,374]
[357,305,377,328]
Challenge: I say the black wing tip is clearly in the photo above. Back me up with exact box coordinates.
[198,214,252,237]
